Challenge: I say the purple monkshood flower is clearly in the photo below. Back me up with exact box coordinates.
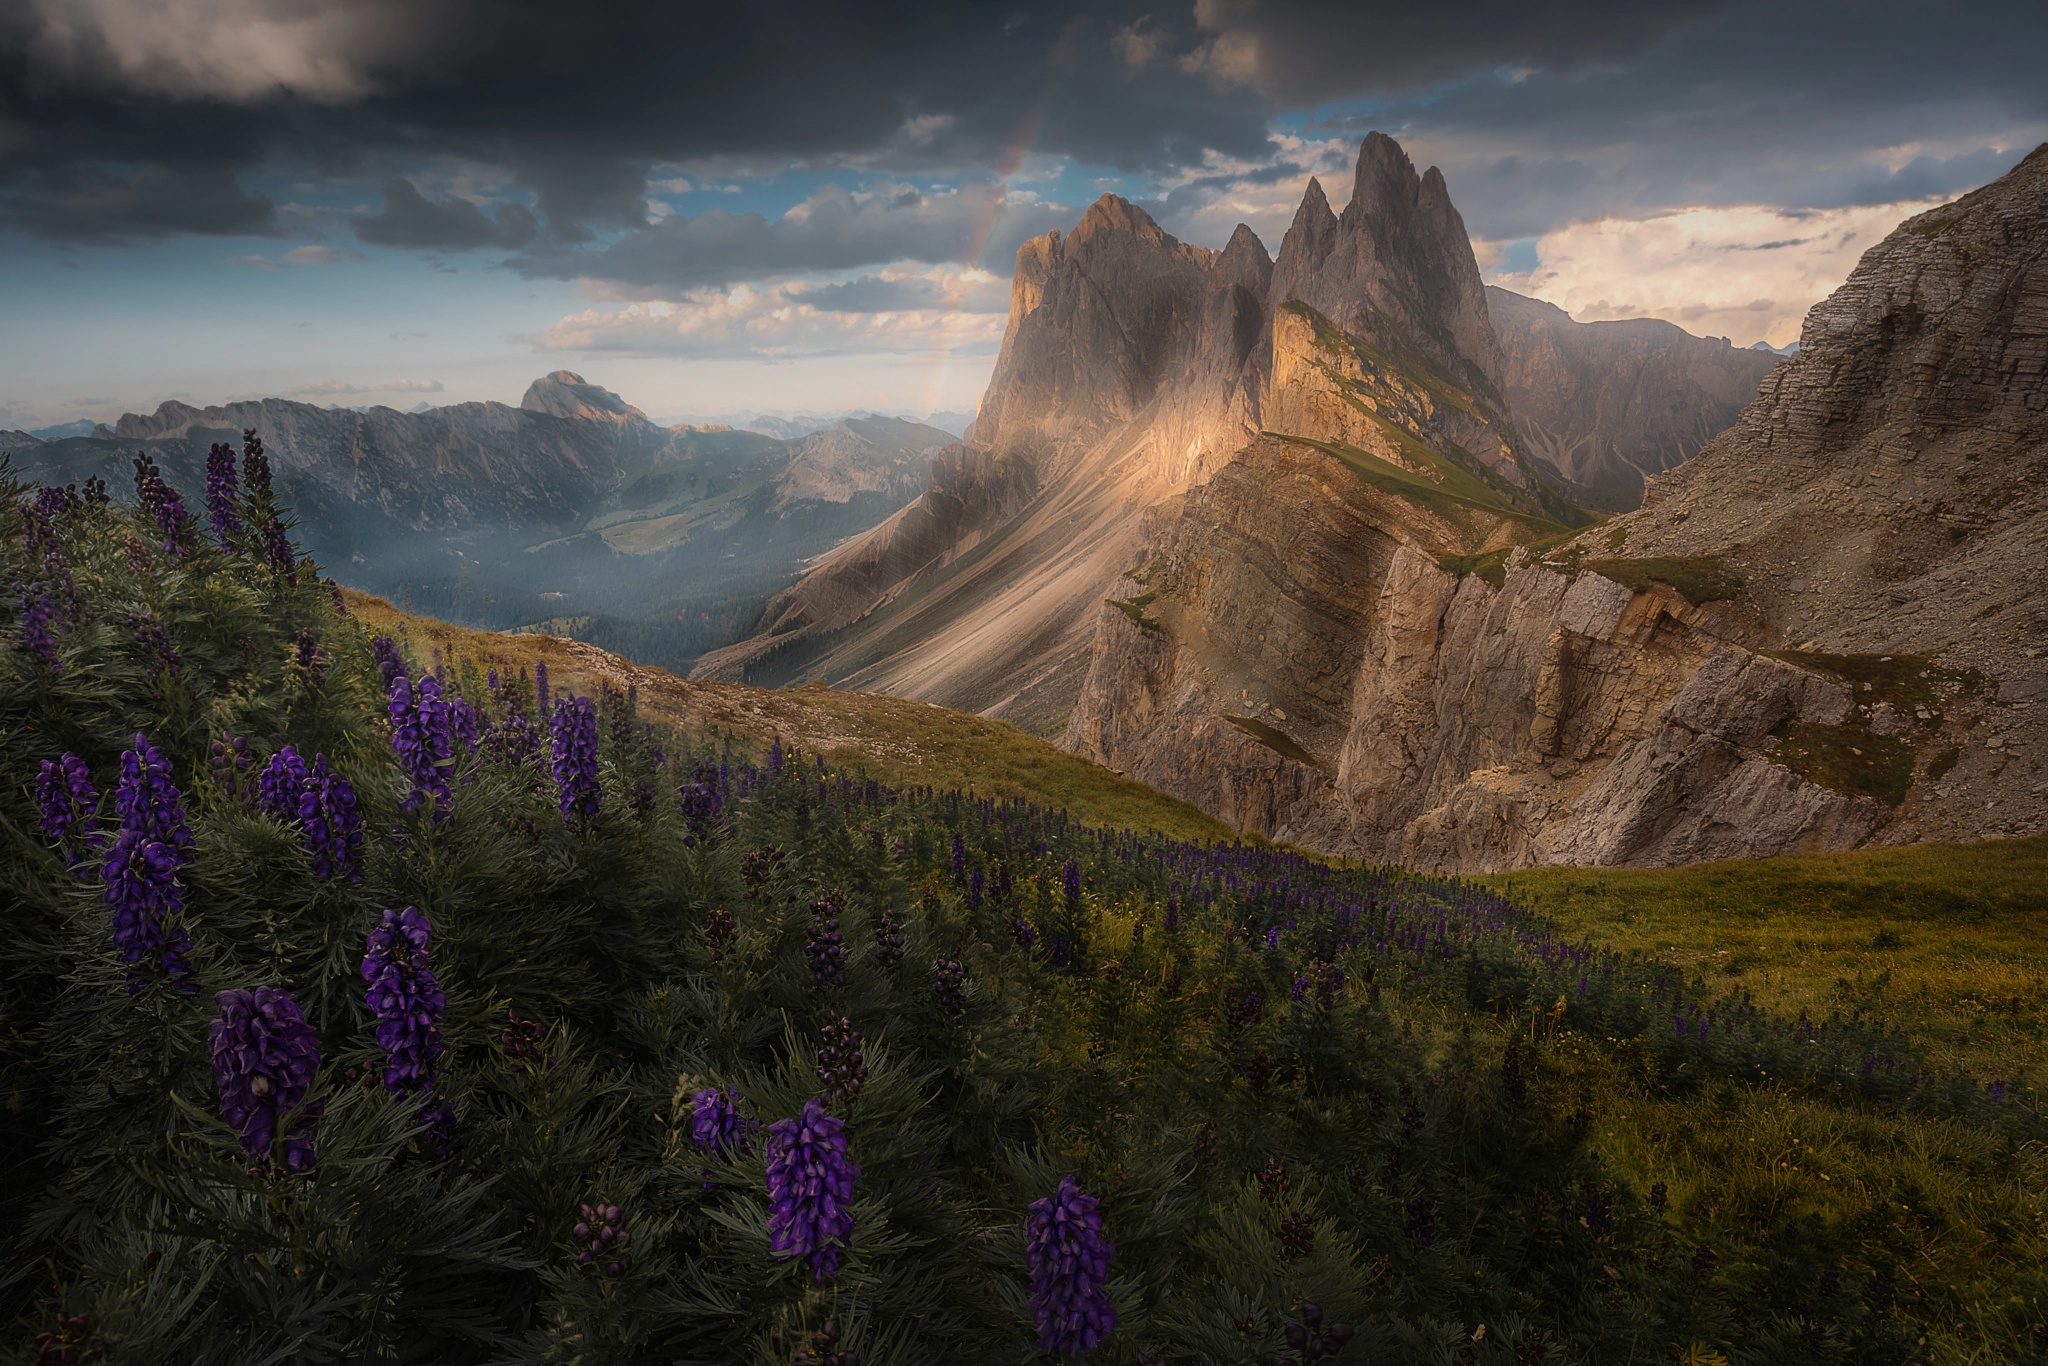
[258,745,309,821]
[549,695,601,823]
[1062,859,1082,907]
[204,442,242,548]
[129,612,180,679]
[239,431,294,571]
[102,735,196,992]
[292,629,326,687]
[371,635,407,693]
[362,906,448,1099]
[132,452,196,558]
[35,753,102,869]
[18,584,61,673]
[448,696,479,753]
[390,673,456,815]
[209,986,322,1173]
[261,516,295,573]
[765,1096,860,1282]
[1027,1175,1116,1358]
[691,1086,757,1188]
[691,1087,756,1154]
[300,755,363,882]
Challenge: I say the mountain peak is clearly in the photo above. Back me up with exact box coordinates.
[520,371,644,423]
[1349,130,1421,217]
[1071,193,1169,249]
[1271,130,1504,393]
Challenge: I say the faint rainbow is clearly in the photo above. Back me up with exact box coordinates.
[916,79,1060,417]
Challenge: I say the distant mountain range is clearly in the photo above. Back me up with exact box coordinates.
[2,372,954,670]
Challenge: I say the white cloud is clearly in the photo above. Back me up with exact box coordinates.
[1484,198,1946,347]
[524,266,1008,360]
[27,0,419,101]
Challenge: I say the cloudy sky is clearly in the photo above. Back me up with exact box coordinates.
[1,0,2041,430]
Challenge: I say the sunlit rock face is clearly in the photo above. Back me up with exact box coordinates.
[1068,142,2048,868]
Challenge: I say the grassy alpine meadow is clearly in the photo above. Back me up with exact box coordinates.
[3,443,2046,1365]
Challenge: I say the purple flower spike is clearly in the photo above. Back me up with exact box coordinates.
[1027,1175,1116,1357]
[371,635,407,693]
[390,673,455,815]
[691,1086,756,1189]
[18,585,61,673]
[765,1096,860,1282]
[300,755,363,882]
[101,735,196,992]
[361,906,447,1094]
[691,1087,756,1154]
[209,986,323,1172]
[204,442,242,547]
[257,745,309,821]
[36,753,102,870]
[448,696,479,753]
[132,452,195,558]
[549,695,600,823]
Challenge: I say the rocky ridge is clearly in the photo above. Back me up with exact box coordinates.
[697,135,1615,721]
[702,133,1777,738]
[1067,143,2048,867]
[1485,288,1781,506]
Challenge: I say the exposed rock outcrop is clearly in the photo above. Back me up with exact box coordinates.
[701,132,1596,722]
[1066,143,2048,867]
[1486,287,1781,505]
[520,369,647,423]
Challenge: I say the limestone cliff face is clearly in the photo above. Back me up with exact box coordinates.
[693,193,1281,725]
[701,134,1567,723]
[1065,143,2048,866]
[1485,287,1781,505]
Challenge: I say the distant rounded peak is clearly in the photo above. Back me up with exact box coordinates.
[1072,193,1169,247]
[520,371,642,422]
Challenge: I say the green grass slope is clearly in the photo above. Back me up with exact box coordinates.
[1485,837,2048,1077]
[344,590,1234,844]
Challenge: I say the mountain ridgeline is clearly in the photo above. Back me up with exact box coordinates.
[694,135,1776,740]
[0,373,954,671]
[703,132,2043,871]
[1067,142,2048,869]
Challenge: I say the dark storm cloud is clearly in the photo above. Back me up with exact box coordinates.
[1328,0,2048,238]
[509,182,1069,293]
[0,164,276,242]
[1,0,2042,251]
[355,180,536,249]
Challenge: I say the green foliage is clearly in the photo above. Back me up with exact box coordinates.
[1109,593,1162,634]
[5,467,2045,1364]
[1433,547,1512,589]
[1767,721,1917,806]
[1581,556,1745,606]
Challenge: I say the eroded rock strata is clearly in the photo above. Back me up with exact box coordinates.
[704,132,1781,742]
[1066,144,2048,867]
